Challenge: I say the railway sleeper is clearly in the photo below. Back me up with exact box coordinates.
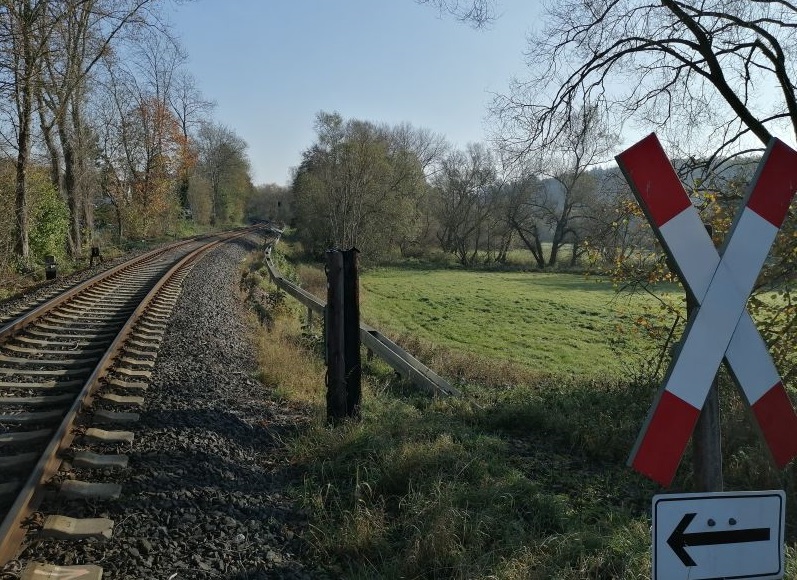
[117,356,155,369]
[0,452,38,471]
[114,366,151,378]
[47,311,131,323]
[65,299,132,310]
[0,409,65,425]
[0,479,21,498]
[0,394,74,407]
[92,409,139,426]
[137,320,166,332]
[0,355,97,369]
[72,450,128,470]
[125,338,160,350]
[145,308,171,318]
[26,328,116,341]
[83,428,134,444]
[0,368,91,377]
[59,480,121,501]
[107,379,148,391]
[20,563,103,580]
[99,393,144,407]
[120,347,157,358]
[0,380,83,390]
[130,327,162,338]
[40,515,113,541]
[58,302,134,313]
[0,429,53,446]
[13,336,100,349]
[3,344,104,357]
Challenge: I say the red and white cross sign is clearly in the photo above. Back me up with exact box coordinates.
[617,133,797,487]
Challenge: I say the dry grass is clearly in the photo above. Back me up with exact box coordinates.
[295,263,326,299]
[254,309,326,410]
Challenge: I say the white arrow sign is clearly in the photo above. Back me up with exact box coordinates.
[653,491,785,580]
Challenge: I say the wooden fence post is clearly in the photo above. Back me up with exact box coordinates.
[342,248,361,419]
[325,250,346,423]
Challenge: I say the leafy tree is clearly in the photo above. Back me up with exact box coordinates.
[29,172,69,261]
[0,0,57,264]
[292,111,430,262]
[195,122,251,226]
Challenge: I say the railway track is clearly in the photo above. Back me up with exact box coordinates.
[0,228,263,580]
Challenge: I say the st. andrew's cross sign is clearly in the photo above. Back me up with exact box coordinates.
[617,133,797,487]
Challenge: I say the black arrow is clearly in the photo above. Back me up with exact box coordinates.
[668,513,771,567]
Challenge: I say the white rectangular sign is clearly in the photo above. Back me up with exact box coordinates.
[653,490,785,580]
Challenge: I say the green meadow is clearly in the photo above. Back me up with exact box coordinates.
[360,268,673,379]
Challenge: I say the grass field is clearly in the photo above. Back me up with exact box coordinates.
[359,268,676,379]
[249,245,797,579]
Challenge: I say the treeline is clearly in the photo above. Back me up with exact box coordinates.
[0,0,254,278]
[280,110,653,268]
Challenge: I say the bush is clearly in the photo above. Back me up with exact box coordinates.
[29,183,70,262]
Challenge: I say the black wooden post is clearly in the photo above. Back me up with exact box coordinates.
[342,248,361,418]
[325,250,346,423]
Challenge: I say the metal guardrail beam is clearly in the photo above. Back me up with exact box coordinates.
[263,236,459,397]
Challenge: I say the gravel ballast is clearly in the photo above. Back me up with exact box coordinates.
[15,236,326,579]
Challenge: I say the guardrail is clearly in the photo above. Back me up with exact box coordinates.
[263,236,460,398]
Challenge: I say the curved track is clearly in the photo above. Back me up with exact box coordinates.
[0,228,263,577]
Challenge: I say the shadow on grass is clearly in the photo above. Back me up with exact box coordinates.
[290,368,797,579]
[290,376,663,579]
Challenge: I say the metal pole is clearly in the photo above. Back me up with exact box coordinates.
[325,250,346,424]
[342,248,361,419]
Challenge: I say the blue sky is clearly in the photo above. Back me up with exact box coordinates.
[168,0,543,186]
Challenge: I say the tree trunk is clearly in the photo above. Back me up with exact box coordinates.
[570,236,579,267]
[14,131,30,263]
[72,97,93,248]
[14,66,32,265]
[37,104,61,193]
[515,227,545,268]
[60,123,81,257]
[548,240,560,267]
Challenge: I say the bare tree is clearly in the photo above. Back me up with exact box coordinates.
[168,70,214,210]
[492,0,797,173]
[506,105,618,267]
[496,173,547,268]
[415,0,496,27]
[432,142,497,265]
[195,121,250,225]
[36,0,164,255]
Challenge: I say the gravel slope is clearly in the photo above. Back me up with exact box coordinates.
[16,236,327,579]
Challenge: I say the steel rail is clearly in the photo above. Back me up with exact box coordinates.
[0,227,260,566]
[0,239,197,342]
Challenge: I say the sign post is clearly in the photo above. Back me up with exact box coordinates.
[617,134,797,579]
[616,134,797,487]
